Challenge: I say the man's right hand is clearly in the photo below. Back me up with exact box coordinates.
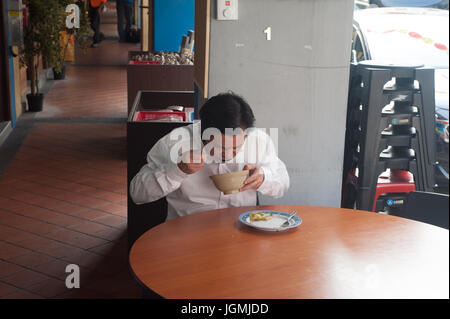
[177,150,205,174]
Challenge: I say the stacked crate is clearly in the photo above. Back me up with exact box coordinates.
[342,61,436,211]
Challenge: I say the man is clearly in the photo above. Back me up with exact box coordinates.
[130,92,290,221]
[116,0,134,42]
[88,0,107,48]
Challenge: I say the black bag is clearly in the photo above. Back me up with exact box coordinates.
[126,28,140,43]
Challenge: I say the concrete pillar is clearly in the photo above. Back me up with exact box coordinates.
[197,0,355,207]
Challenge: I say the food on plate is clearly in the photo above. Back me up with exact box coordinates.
[249,212,273,222]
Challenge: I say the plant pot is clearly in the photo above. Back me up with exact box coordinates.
[53,66,66,80]
[26,93,44,112]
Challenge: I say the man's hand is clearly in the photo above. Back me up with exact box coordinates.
[240,164,264,192]
[177,150,205,175]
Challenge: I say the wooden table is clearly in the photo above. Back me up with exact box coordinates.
[129,205,449,299]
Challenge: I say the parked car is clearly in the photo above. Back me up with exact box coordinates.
[352,7,449,192]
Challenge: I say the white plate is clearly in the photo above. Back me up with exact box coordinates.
[238,210,302,232]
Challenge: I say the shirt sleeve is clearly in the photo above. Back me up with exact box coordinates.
[129,133,188,205]
[254,130,290,198]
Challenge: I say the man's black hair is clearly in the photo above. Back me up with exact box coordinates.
[199,92,255,134]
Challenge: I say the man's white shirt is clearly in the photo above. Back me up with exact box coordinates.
[129,123,290,221]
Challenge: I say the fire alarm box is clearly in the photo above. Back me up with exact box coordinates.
[217,0,238,20]
[7,0,23,46]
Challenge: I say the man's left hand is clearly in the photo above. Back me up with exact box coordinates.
[240,165,264,192]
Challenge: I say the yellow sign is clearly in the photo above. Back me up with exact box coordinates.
[8,11,20,17]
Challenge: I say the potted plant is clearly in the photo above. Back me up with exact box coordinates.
[20,0,61,111]
[52,0,90,80]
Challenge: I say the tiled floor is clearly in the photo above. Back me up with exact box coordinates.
[36,66,128,119]
[0,121,142,298]
[75,40,140,67]
[0,5,143,298]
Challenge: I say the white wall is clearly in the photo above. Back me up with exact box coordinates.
[207,0,355,207]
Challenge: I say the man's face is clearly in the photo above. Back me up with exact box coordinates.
[205,132,246,162]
